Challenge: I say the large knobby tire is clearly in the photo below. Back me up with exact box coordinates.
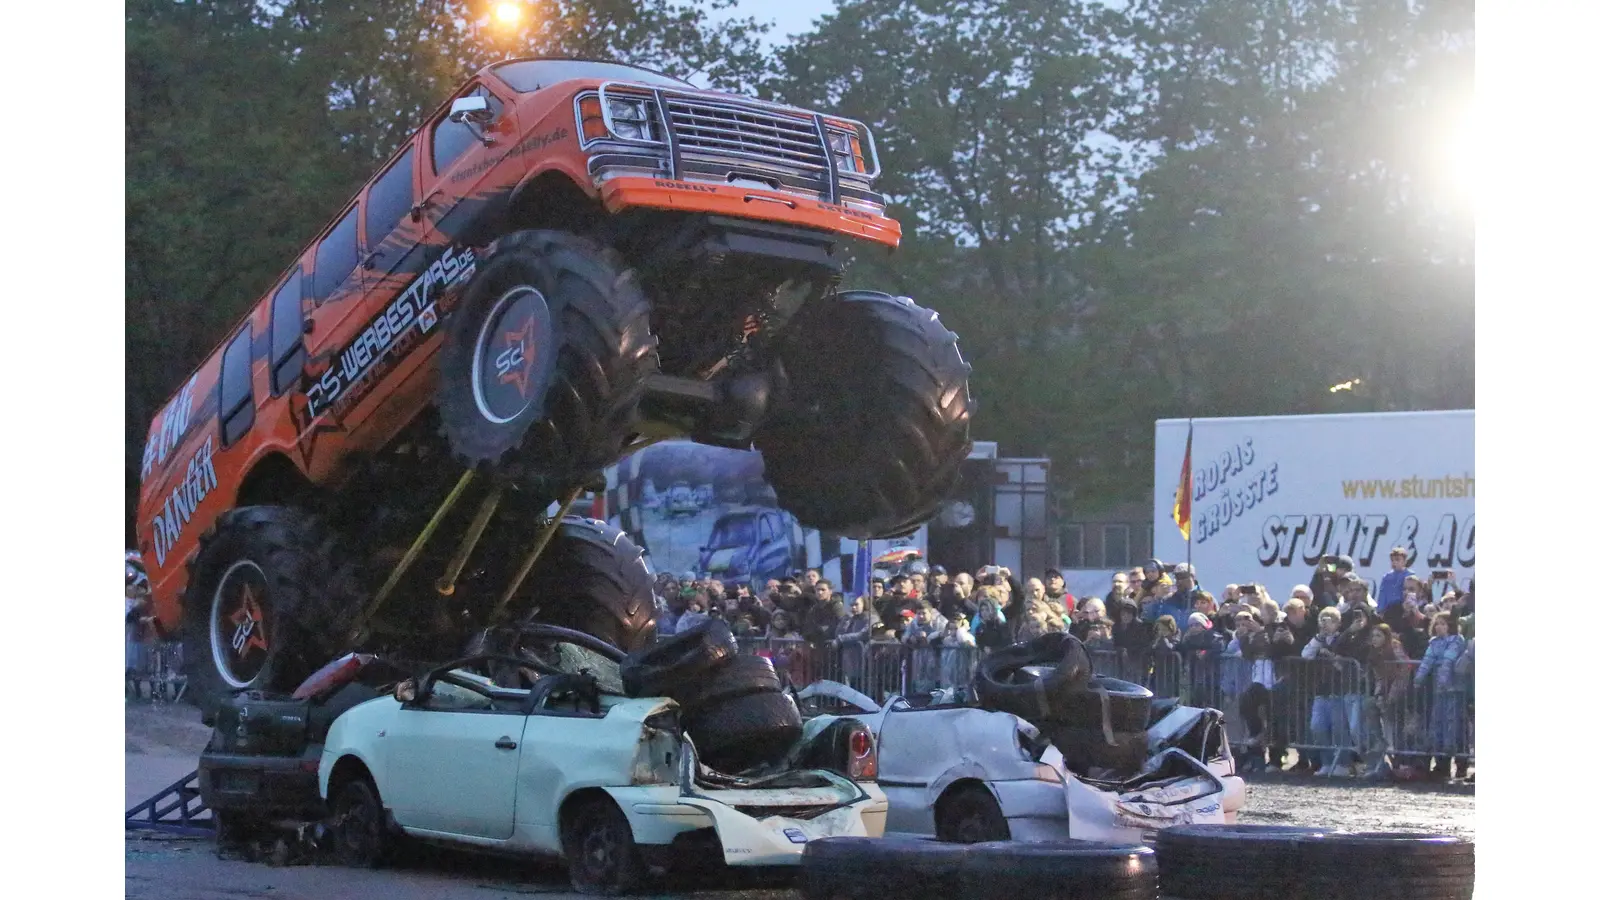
[1033,675,1155,733]
[436,230,657,482]
[181,507,360,719]
[935,785,1011,844]
[802,836,970,900]
[620,619,738,697]
[961,841,1159,900]
[686,690,804,774]
[519,517,657,653]
[754,290,972,539]
[972,632,1094,721]
[561,796,646,895]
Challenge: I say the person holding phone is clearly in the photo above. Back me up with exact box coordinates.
[1377,546,1415,615]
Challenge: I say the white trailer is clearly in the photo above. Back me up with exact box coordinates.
[1152,410,1474,601]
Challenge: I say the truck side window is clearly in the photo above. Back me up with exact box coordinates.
[365,146,416,249]
[312,204,361,302]
[759,517,776,543]
[268,270,305,395]
[431,85,503,175]
[220,325,256,446]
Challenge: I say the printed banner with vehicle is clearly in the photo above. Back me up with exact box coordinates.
[1152,410,1474,601]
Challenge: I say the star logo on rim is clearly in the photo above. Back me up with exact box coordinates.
[498,315,539,398]
[229,584,270,657]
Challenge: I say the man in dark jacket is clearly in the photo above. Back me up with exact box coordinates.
[802,580,847,646]
[1310,555,1354,612]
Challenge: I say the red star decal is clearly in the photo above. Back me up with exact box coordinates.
[229,585,270,657]
[499,315,539,398]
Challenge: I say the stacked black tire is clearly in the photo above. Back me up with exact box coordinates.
[620,621,802,773]
[972,632,1156,775]
[803,836,1158,900]
[1154,825,1475,900]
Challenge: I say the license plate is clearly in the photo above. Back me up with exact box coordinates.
[217,771,260,793]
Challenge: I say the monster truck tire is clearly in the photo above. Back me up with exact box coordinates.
[670,654,784,713]
[960,841,1159,900]
[1152,825,1329,900]
[802,836,970,900]
[436,230,657,482]
[620,619,738,697]
[517,516,657,653]
[753,290,971,539]
[181,507,361,719]
[971,632,1094,720]
[685,690,804,774]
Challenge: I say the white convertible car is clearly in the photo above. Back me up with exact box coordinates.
[317,630,886,893]
[801,681,1245,846]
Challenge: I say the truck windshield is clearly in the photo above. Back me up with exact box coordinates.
[490,59,697,92]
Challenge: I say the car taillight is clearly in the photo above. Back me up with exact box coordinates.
[578,96,607,141]
[848,727,877,781]
[291,653,373,700]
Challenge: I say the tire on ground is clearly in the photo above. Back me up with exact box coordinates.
[1153,824,1330,900]
[620,619,738,697]
[670,653,784,713]
[517,516,657,653]
[181,506,361,719]
[685,690,804,774]
[802,836,970,900]
[972,632,1094,720]
[1297,833,1474,900]
[960,840,1159,900]
[754,290,972,539]
[435,229,657,483]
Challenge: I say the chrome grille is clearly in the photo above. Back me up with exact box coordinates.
[664,98,829,171]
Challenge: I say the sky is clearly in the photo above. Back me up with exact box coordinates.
[710,0,840,46]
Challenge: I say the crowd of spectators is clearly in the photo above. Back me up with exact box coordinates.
[652,545,1474,785]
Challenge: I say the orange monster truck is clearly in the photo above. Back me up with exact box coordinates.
[134,58,972,713]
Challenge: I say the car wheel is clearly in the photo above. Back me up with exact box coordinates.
[562,797,645,895]
[671,654,784,713]
[620,619,738,697]
[802,836,970,900]
[960,840,1159,900]
[331,778,392,868]
[935,785,1011,844]
[685,690,804,774]
[971,632,1095,722]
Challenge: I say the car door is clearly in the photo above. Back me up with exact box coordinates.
[381,674,525,840]
[419,80,519,249]
[875,709,946,835]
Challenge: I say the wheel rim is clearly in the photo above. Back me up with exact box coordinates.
[209,560,272,688]
[337,788,378,861]
[471,285,554,425]
[579,817,620,884]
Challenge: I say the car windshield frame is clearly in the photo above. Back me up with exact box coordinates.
[489,59,698,93]
[708,515,758,549]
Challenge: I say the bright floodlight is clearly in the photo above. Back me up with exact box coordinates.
[493,1,523,26]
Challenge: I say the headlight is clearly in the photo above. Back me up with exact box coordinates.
[827,129,864,173]
[607,97,656,141]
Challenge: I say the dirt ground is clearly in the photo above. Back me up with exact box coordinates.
[125,700,1473,898]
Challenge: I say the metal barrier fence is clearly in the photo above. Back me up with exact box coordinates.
[127,640,188,703]
[737,638,1473,763]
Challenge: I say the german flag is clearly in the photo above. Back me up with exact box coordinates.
[1172,422,1193,540]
